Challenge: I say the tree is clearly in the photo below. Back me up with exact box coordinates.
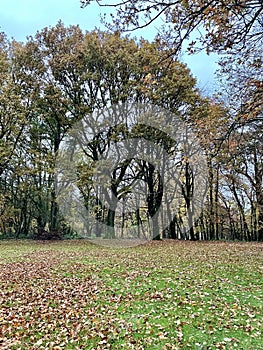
[81,0,263,146]
[216,38,262,241]
[0,23,207,240]
[223,124,262,241]
[81,1,263,55]
[0,35,31,237]
[1,21,261,242]
[54,27,205,240]
[0,37,27,177]
[8,22,88,237]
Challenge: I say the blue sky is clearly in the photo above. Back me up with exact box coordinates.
[0,0,218,92]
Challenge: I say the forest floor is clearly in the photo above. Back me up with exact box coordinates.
[0,239,262,349]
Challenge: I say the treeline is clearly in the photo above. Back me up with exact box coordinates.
[0,22,262,241]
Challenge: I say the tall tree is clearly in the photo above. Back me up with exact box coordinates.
[0,36,31,236]
[0,23,206,240]
[10,23,88,237]
[55,28,205,240]
[217,36,262,240]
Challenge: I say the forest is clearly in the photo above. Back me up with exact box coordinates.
[0,3,262,348]
[0,0,262,242]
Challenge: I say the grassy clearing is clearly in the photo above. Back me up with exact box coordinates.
[0,239,262,349]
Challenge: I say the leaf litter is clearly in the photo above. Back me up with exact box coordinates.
[0,240,262,349]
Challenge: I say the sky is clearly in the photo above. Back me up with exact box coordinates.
[0,0,218,93]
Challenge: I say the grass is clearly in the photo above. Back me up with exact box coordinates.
[0,239,262,349]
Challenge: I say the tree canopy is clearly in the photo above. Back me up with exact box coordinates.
[81,0,263,55]
[0,21,262,241]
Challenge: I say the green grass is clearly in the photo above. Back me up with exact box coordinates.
[0,240,262,349]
